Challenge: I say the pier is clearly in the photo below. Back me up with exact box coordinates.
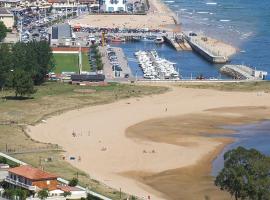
[100,46,132,80]
[184,34,229,64]
[220,65,267,80]
[164,33,192,51]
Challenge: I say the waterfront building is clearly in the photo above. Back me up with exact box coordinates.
[0,8,14,29]
[5,165,58,192]
[48,0,95,10]
[4,165,87,199]
[104,0,127,12]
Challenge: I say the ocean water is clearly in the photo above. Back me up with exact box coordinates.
[212,121,270,176]
[113,0,270,79]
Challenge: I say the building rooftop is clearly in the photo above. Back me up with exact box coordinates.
[57,185,83,192]
[51,23,72,40]
[8,165,58,181]
[0,7,12,15]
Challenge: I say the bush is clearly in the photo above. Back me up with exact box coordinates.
[68,178,78,187]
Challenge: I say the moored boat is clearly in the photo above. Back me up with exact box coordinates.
[154,36,164,44]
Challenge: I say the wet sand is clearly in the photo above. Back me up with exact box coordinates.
[27,86,270,199]
[126,106,270,199]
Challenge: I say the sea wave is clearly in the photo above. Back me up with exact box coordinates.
[206,2,217,5]
[220,19,231,22]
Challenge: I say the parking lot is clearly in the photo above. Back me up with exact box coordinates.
[13,7,87,43]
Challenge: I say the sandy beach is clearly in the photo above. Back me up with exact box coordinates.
[70,0,176,30]
[27,85,270,199]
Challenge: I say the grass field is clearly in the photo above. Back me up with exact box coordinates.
[53,53,91,73]
[178,81,270,92]
[0,82,168,199]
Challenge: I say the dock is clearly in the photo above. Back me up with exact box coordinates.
[163,33,182,51]
[220,65,267,80]
[184,34,229,64]
[163,33,192,51]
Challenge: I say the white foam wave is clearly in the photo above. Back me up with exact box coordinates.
[220,19,231,22]
[206,2,217,5]
[197,11,209,14]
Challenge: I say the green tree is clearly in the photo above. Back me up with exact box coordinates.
[86,193,101,200]
[215,147,270,200]
[37,189,49,200]
[63,191,71,197]
[15,188,28,200]
[3,188,16,199]
[7,69,36,97]
[68,177,79,186]
[12,41,55,85]
[0,21,7,41]
[33,40,55,84]
[0,43,13,89]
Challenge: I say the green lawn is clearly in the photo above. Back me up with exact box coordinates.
[53,53,90,74]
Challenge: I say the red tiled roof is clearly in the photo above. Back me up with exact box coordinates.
[57,185,82,192]
[8,165,58,181]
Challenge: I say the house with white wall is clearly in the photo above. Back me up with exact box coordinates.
[0,8,14,29]
[104,0,126,12]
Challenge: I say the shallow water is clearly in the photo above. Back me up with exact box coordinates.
[113,0,270,79]
[212,120,270,176]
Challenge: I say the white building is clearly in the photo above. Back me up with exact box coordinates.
[0,0,21,8]
[0,8,14,29]
[104,0,126,12]
[48,0,94,10]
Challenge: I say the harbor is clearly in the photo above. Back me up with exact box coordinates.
[135,50,180,80]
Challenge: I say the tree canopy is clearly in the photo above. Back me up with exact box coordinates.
[0,41,54,97]
[0,21,7,41]
[37,189,49,200]
[12,41,55,85]
[7,69,36,97]
[215,146,270,200]
[69,177,79,187]
[0,43,13,89]
[3,188,29,200]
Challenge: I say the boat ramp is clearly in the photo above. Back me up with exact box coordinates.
[220,65,267,80]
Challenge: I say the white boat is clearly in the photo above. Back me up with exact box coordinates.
[154,36,164,44]
[135,50,180,80]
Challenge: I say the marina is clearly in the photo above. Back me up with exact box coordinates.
[135,50,180,80]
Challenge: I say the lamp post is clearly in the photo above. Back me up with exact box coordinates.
[78,43,82,74]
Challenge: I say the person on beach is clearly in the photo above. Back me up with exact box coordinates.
[72,130,76,137]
